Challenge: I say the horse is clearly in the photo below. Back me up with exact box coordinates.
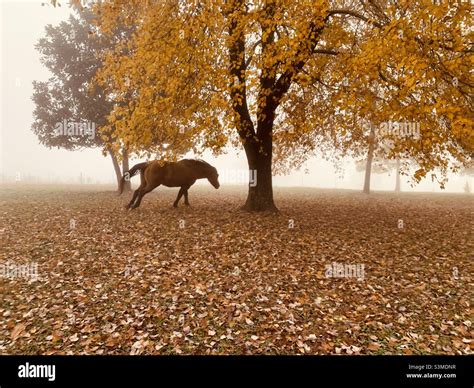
[119,159,220,209]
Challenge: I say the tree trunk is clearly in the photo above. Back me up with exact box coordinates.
[395,159,401,192]
[363,127,375,194]
[122,148,131,192]
[109,148,122,191]
[241,132,277,212]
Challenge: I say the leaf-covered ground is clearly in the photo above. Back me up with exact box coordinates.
[0,184,472,355]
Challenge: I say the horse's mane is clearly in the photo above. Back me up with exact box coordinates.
[182,158,215,170]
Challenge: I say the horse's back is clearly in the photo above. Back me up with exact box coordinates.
[153,160,196,187]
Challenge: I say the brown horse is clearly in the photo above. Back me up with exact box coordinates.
[119,159,220,209]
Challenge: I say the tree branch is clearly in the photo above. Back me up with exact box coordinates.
[327,9,382,29]
[271,22,326,107]
[313,48,339,56]
[244,39,261,69]
[226,0,256,141]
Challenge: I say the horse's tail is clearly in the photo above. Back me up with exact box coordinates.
[118,162,148,195]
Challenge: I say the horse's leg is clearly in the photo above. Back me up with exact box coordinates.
[184,188,190,206]
[126,171,147,209]
[130,192,144,209]
[184,181,195,206]
[130,187,151,209]
[173,187,185,208]
[129,164,164,209]
[126,188,141,209]
[130,181,160,210]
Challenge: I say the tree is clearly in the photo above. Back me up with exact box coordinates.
[94,0,473,210]
[356,157,402,193]
[460,158,474,193]
[394,158,401,193]
[327,0,473,188]
[32,5,134,191]
[354,118,410,194]
[363,126,376,194]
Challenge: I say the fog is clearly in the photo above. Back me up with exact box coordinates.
[1,0,470,192]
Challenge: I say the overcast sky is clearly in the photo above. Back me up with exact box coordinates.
[0,0,470,192]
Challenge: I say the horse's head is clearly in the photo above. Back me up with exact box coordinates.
[207,167,220,189]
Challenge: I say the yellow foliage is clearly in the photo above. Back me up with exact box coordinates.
[93,0,473,179]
